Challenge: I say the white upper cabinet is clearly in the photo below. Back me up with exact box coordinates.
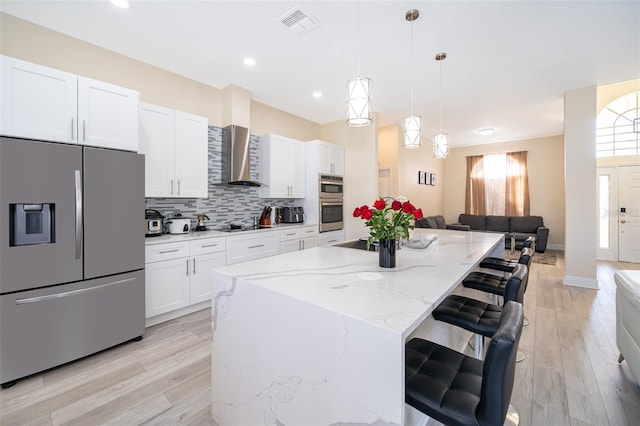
[139,102,208,198]
[259,134,306,199]
[77,77,139,151]
[174,111,209,198]
[1,55,139,151]
[307,140,344,176]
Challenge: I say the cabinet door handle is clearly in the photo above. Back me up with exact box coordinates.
[71,118,74,140]
[327,239,338,243]
[178,179,181,195]
[248,244,265,249]
[193,258,196,274]
[285,232,296,236]
[82,120,86,142]
[200,243,218,248]
[159,249,179,254]
[186,259,189,276]
[170,179,174,195]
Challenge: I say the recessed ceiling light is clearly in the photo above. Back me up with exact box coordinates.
[110,0,130,8]
[312,91,322,98]
[477,128,496,136]
[243,57,256,67]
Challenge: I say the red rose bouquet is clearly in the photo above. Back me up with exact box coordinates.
[353,196,423,246]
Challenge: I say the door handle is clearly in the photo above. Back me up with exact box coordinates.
[620,220,627,223]
[74,170,82,260]
[193,258,196,275]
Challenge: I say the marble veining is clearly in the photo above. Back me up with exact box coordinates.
[211,229,503,425]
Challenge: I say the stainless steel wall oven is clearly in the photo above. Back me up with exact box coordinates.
[319,174,343,199]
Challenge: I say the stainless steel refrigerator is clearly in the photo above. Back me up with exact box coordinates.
[0,136,145,387]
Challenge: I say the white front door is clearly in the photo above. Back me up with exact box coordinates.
[619,165,640,263]
[378,168,391,198]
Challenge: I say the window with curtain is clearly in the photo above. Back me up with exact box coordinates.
[465,151,530,216]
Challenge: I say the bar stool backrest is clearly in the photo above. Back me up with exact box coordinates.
[476,301,524,426]
[503,264,528,304]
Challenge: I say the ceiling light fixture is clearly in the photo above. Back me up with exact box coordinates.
[403,9,421,149]
[477,128,496,136]
[433,52,448,159]
[110,0,130,9]
[313,91,323,98]
[243,57,256,67]
[345,1,372,127]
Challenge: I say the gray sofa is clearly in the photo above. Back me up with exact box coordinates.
[455,214,549,253]
[415,215,471,232]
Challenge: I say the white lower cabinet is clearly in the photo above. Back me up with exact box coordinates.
[280,225,318,253]
[145,256,191,318]
[189,238,226,304]
[145,237,225,319]
[318,230,345,246]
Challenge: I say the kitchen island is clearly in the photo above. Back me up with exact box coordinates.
[210,229,504,425]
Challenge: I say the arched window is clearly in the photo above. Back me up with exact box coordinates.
[596,91,640,157]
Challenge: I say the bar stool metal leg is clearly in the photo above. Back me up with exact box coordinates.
[474,334,484,359]
[506,404,520,425]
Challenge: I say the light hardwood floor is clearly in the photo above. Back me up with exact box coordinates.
[1,253,639,425]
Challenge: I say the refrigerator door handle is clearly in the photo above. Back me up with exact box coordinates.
[75,170,83,260]
[15,277,136,305]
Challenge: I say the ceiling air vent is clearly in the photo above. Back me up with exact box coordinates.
[278,7,319,34]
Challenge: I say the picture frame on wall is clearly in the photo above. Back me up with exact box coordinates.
[430,173,436,186]
[418,171,425,184]
[424,172,431,185]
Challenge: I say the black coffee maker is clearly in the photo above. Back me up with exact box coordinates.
[195,214,209,231]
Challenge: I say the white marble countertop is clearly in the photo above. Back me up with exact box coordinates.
[144,222,318,245]
[214,228,503,338]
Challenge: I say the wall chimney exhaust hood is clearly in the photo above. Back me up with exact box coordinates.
[221,125,261,187]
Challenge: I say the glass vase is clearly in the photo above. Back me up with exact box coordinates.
[378,239,396,268]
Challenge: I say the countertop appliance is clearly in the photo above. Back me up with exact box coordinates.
[166,215,190,234]
[0,137,145,388]
[145,209,164,237]
[195,214,209,231]
[282,206,304,223]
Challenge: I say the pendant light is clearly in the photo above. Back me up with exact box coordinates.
[346,1,372,127]
[433,52,449,158]
[403,9,421,148]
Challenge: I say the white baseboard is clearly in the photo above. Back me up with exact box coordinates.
[145,301,211,327]
[563,275,599,289]
[547,243,564,251]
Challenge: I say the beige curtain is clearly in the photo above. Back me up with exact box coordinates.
[505,151,530,216]
[465,155,486,215]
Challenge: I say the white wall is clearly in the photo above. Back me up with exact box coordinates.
[564,85,598,288]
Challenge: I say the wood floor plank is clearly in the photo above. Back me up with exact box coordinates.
[533,306,563,373]
[103,393,173,426]
[556,310,610,425]
[531,365,571,426]
[49,345,210,425]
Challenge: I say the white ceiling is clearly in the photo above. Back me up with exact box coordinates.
[1,0,639,147]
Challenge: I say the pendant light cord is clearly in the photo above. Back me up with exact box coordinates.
[410,17,414,115]
[438,58,443,132]
[356,1,360,76]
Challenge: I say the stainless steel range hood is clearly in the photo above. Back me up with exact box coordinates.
[221,125,261,187]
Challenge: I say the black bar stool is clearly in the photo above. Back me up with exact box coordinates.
[433,264,527,360]
[478,246,534,275]
[406,301,524,426]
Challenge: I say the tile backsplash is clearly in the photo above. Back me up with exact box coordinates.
[145,125,295,230]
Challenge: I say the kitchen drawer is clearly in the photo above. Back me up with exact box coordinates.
[190,237,226,256]
[318,230,345,246]
[279,228,302,241]
[299,225,318,238]
[145,241,190,263]
[226,233,279,265]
